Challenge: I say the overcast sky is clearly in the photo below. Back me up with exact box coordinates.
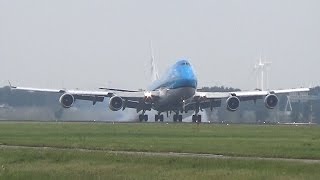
[0,0,319,90]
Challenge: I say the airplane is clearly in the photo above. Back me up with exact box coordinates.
[11,59,309,122]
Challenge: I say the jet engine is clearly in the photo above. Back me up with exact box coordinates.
[264,94,278,109]
[226,96,240,111]
[109,96,124,111]
[59,93,75,108]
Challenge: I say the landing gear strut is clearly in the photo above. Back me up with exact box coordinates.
[155,114,164,122]
[173,114,183,122]
[192,114,201,123]
[139,114,148,122]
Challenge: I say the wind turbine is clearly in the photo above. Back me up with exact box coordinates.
[253,56,272,90]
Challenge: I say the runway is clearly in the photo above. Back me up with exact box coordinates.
[1,144,319,164]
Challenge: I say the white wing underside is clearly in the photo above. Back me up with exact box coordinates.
[10,85,310,115]
[13,86,309,101]
[11,86,161,98]
[196,88,310,99]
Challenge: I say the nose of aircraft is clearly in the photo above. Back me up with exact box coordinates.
[175,60,197,88]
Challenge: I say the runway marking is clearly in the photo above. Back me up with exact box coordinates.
[1,144,320,164]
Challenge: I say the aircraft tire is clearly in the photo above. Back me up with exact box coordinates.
[139,115,144,122]
[173,115,177,122]
[197,115,202,123]
[192,115,197,123]
[160,115,164,122]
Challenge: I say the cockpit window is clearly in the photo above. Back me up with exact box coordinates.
[181,62,190,66]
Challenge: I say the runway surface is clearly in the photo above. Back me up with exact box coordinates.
[1,144,320,164]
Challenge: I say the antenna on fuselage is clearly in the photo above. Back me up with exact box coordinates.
[150,41,159,82]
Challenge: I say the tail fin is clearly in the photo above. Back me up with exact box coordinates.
[150,41,159,82]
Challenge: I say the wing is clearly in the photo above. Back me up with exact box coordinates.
[195,88,309,99]
[186,88,310,112]
[12,86,111,101]
[11,86,159,111]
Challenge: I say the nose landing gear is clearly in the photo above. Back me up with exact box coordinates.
[192,114,201,123]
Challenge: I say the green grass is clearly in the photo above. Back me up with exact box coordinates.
[0,122,320,159]
[1,122,320,179]
[1,147,320,180]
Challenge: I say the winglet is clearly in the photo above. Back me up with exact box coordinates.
[8,80,16,89]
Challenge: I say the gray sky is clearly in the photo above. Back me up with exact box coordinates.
[0,0,319,90]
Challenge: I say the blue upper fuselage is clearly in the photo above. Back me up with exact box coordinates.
[148,60,198,91]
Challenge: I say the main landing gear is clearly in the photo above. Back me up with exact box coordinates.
[192,114,201,123]
[138,113,199,123]
[173,114,183,122]
[155,114,164,122]
[139,114,148,122]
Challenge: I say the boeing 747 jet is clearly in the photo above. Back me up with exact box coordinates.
[12,60,309,122]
